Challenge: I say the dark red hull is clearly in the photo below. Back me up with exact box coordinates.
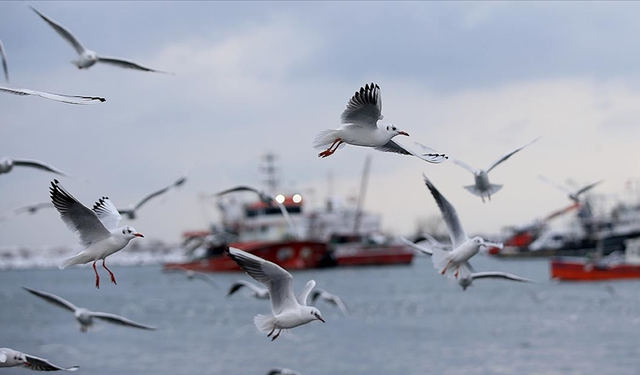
[550,258,640,281]
[334,244,414,267]
[164,240,331,272]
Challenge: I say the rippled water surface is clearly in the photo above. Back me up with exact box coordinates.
[2,256,640,375]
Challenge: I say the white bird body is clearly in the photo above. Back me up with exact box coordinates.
[226,247,325,341]
[23,286,156,332]
[0,347,78,371]
[50,179,144,288]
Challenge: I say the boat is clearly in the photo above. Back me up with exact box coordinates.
[550,238,640,281]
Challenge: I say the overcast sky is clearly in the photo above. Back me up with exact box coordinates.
[1,2,640,247]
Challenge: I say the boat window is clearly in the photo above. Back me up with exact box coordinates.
[277,247,294,261]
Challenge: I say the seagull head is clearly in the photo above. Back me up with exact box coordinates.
[459,277,473,291]
[309,307,325,323]
[121,225,144,239]
[385,124,409,137]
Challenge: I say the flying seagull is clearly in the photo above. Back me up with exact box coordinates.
[50,179,144,288]
[117,176,187,220]
[310,289,349,315]
[23,286,156,332]
[432,138,539,202]
[0,347,78,372]
[313,83,446,162]
[0,38,9,82]
[14,202,54,216]
[267,368,301,375]
[0,157,70,177]
[401,237,533,290]
[226,247,325,341]
[214,185,300,238]
[30,6,171,74]
[422,175,503,280]
[165,266,218,288]
[227,280,270,300]
[539,175,604,203]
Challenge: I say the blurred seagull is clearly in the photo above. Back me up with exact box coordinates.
[117,176,186,220]
[439,138,539,202]
[313,83,446,162]
[226,247,325,341]
[30,6,171,74]
[267,368,301,375]
[422,175,503,280]
[539,175,604,203]
[50,179,144,288]
[23,286,156,332]
[310,289,349,316]
[14,202,54,216]
[0,157,70,177]
[214,185,299,238]
[402,237,533,290]
[165,266,218,288]
[0,38,9,82]
[0,347,78,372]
[227,280,270,299]
[0,84,105,104]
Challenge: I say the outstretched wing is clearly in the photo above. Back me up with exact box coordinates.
[399,236,433,256]
[23,286,78,312]
[92,197,122,231]
[13,158,69,177]
[226,247,297,315]
[422,175,467,248]
[0,39,8,82]
[574,179,604,198]
[471,271,534,283]
[0,85,105,105]
[30,6,87,55]
[50,179,111,246]
[24,353,79,372]
[486,137,539,173]
[97,56,172,74]
[92,312,156,330]
[295,280,316,306]
[341,83,383,127]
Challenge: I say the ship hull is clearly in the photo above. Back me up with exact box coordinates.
[550,257,640,281]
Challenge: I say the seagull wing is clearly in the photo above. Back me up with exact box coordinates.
[0,39,8,82]
[14,202,54,215]
[13,159,69,177]
[50,180,111,247]
[295,280,316,306]
[24,353,79,372]
[449,155,476,174]
[227,247,297,315]
[30,6,87,55]
[91,312,156,330]
[132,184,174,211]
[91,197,122,231]
[409,142,450,164]
[486,137,539,173]
[538,175,572,195]
[422,175,467,248]
[471,271,534,283]
[399,236,433,256]
[0,85,105,105]
[341,83,383,127]
[22,286,78,312]
[97,56,172,74]
[214,185,259,196]
[574,179,604,198]
[190,272,218,288]
[328,294,350,315]
[227,280,264,296]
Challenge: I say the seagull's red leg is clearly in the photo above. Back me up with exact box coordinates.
[455,266,459,279]
[102,259,117,285]
[318,138,342,158]
[92,261,100,289]
[441,261,450,275]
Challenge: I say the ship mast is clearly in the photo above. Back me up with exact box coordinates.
[353,154,372,234]
[260,152,280,196]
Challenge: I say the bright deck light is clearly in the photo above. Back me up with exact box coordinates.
[292,194,302,203]
[275,194,285,204]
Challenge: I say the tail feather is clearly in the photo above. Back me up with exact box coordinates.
[312,129,339,149]
[431,248,452,276]
[457,262,473,280]
[464,184,503,197]
[253,314,276,333]
[59,252,92,269]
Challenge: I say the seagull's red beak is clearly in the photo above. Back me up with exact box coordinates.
[398,131,409,136]
[134,233,145,238]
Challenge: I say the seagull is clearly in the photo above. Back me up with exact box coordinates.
[0,157,70,177]
[14,202,54,215]
[436,138,539,202]
[214,185,299,238]
[538,175,604,203]
[0,347,78,372]
[267,368,301,375]
[50,179,144,288]
[117,176,186,220]
[165,266,218,288]
[312,83,446,162]
[310,289,349,315]
[422,175,503,280]
[226,247,325,341]
[227,280,270,299]
[23,286,156,332]
[30,6,171,74]
[401,237,533,290]
[0,38,9,82]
